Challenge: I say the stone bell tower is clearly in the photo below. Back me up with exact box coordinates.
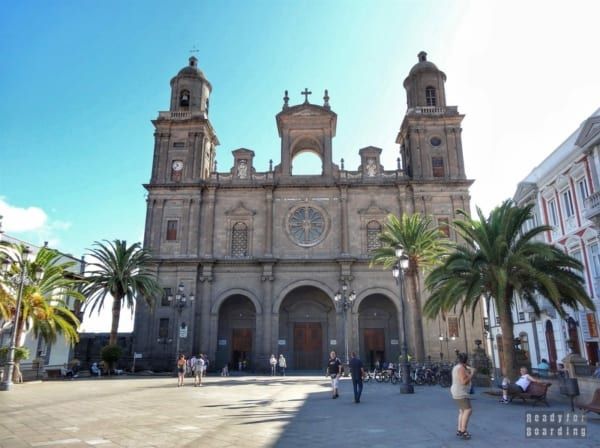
[149,56,219,185]
[397,51,466,180]
[274,89,338,178]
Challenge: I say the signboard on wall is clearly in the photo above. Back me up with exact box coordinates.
[330,339,337,345]
[278,339,286,345]
[218,339,227,346]
[391,339,399,345]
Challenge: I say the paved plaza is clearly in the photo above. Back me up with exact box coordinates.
[0,375,598,447]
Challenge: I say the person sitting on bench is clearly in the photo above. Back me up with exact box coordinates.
[500,366,542,403]
[90,362,101,377]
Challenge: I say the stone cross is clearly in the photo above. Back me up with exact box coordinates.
[301,88,312,104]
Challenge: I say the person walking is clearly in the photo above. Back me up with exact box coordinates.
[194,354,205,386]
[349,352,365,403]
[176,354,186,387]
[326,351,342,399]
[269,354,277,376]
[450,352,475,439]
[278,354,287,376]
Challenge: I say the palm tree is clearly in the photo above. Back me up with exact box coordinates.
[424,200,595,379]
[83,240,161,346]
[0,243,84,347]
[371,213,449,361]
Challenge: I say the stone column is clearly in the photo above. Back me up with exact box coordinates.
[143,198,155,249]
[199,265,213,354]
[264,188,274,256]
[203,187,217,257]
[153,199,166,253]
[340,186,349,254]
[261,266,275,358]
[188,195,202,257]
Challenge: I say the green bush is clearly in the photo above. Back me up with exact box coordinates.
[0,346,30,363]
[100,344,122,372]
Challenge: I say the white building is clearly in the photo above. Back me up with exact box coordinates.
[0,233,84,373]
[487,108,600,374]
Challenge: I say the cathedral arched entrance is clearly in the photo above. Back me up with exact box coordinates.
[358,294,400,370]
[278,286,336,370]
[215,295,257,372]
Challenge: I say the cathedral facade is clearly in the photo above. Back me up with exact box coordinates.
[133,52,483,371]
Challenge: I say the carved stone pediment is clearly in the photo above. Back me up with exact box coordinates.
[358,201,390,218]
[225,202,256,217]
[575,115,600,148]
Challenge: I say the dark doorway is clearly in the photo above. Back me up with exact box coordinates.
[585,341,599,366]
[232,328,252,371]
[216,295,256,372]
[294,323,322,369]
[545,320,558,370]
[567,317,581,355]
[358,294,399,368]
[364,328,385,369]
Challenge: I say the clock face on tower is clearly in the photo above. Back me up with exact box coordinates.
[172,160,184,171]
[171,160,183,182]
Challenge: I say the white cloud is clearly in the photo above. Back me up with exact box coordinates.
[0,197,48,232]
[0,197,71,248]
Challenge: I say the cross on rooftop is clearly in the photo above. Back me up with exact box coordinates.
[301,88,312,104]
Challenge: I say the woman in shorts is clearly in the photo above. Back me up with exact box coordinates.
[176,354,186,387]
[326,351,342,399]
[450,352,476,439]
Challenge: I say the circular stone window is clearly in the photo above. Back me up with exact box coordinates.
[287,205,328,247]
[430,136,442,147]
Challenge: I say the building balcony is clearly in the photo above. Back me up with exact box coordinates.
[157,111,207,120]
[584,191,600,229]
[406,106,459,116]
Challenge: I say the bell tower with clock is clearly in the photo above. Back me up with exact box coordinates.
[144,56,219,260]
[149,56,219,185]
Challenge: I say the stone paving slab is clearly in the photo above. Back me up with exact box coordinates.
[0,375,597,447]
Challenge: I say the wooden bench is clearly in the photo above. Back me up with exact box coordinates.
[485,382,552,406]
[578,388,600,415]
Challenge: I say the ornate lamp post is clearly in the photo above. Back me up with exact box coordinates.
[0,246,43,391]
[392,244,414,394]
[334,283,356,366]
[168,282,194,369]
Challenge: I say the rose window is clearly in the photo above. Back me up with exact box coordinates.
[288,206,326,246]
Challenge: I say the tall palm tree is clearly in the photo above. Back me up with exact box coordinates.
[424,200,595,379]
[371,213,449,361]
[83,240,161,346]
[0,243,84,347]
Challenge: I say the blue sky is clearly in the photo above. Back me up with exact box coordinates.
[2,0,600,265]
[0,0,468,257]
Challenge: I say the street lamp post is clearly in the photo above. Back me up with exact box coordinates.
[168,282,194,371]
[392,244,414,394]
[0,246,43,391]
[334,283,356,366]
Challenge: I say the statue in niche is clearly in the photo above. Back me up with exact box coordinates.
[237,159,248,179]
[365,158,377,177]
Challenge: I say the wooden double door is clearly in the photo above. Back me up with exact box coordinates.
[364,328,385,369]
[232,328,252,370]
[294,323,322,370]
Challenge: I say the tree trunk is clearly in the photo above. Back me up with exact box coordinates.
[498,296,518,380]
[109,296,121,346]
[407,271,426,362]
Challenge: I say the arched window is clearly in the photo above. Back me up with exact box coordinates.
[425,86,437,106]
[180,90,190,107]
[367,221,382,253]
[231,222,248,257]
